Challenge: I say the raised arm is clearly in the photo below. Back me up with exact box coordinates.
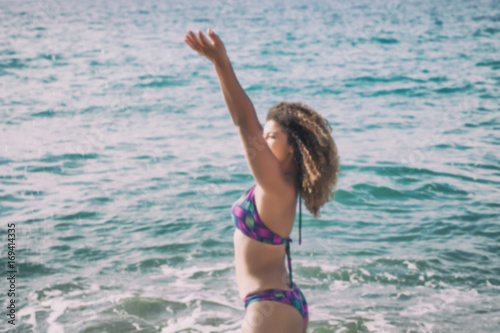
[184,29,256,127]
[184,29,290,195]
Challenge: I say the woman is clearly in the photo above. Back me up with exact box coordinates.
[184,29,340,333]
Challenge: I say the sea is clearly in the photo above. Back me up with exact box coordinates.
[1,0,499,332]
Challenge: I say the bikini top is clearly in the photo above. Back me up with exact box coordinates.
[231,172,302,288]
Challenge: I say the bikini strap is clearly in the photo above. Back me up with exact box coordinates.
[284,171,303,245]
[299,173,302,245]
[285,238,293,288]
[289,173,303,288]
[283,171,302,288]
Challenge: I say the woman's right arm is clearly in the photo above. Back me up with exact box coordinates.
[212,52,259,128]
[184,29,258,127]
[184,29,290,196]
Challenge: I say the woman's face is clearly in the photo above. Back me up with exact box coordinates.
[263,120,293,163]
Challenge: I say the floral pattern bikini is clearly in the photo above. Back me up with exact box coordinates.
[230,173,308,324]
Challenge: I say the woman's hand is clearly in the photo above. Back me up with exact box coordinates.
[184,27,256,129]
[184,28,228,65]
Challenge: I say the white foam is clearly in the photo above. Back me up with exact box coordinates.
[438,281,450,288]
[400,287,482,320]
[330,280,350,291]
[486,279,500,289]
[400,301,438,316]
[300,257,341,272]
[438,288,479,304]
[44,298,69,333]
[17,305,37,329]
[158,261,235,303]
[160,261,232,281]
[404,260,417,270]
[90,283,100,291]
[361,309,397,333]
[160,303,242,333]
[395,292,413,299]
[44,289,63,297]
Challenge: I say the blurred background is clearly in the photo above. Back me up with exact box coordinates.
[1,0,499,332]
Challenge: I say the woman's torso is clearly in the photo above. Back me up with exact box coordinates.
[232,176,298,301]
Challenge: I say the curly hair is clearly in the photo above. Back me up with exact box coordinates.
[266,102,340,218]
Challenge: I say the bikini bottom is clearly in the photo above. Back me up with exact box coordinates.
[244,282,308,324]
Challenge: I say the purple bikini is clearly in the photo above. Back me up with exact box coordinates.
[231,175,308,324]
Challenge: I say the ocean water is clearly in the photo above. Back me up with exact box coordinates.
[1,0,500,332]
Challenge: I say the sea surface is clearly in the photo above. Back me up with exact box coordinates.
[1,0,500,332]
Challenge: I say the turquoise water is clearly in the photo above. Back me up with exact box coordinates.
[1,0,500,332]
